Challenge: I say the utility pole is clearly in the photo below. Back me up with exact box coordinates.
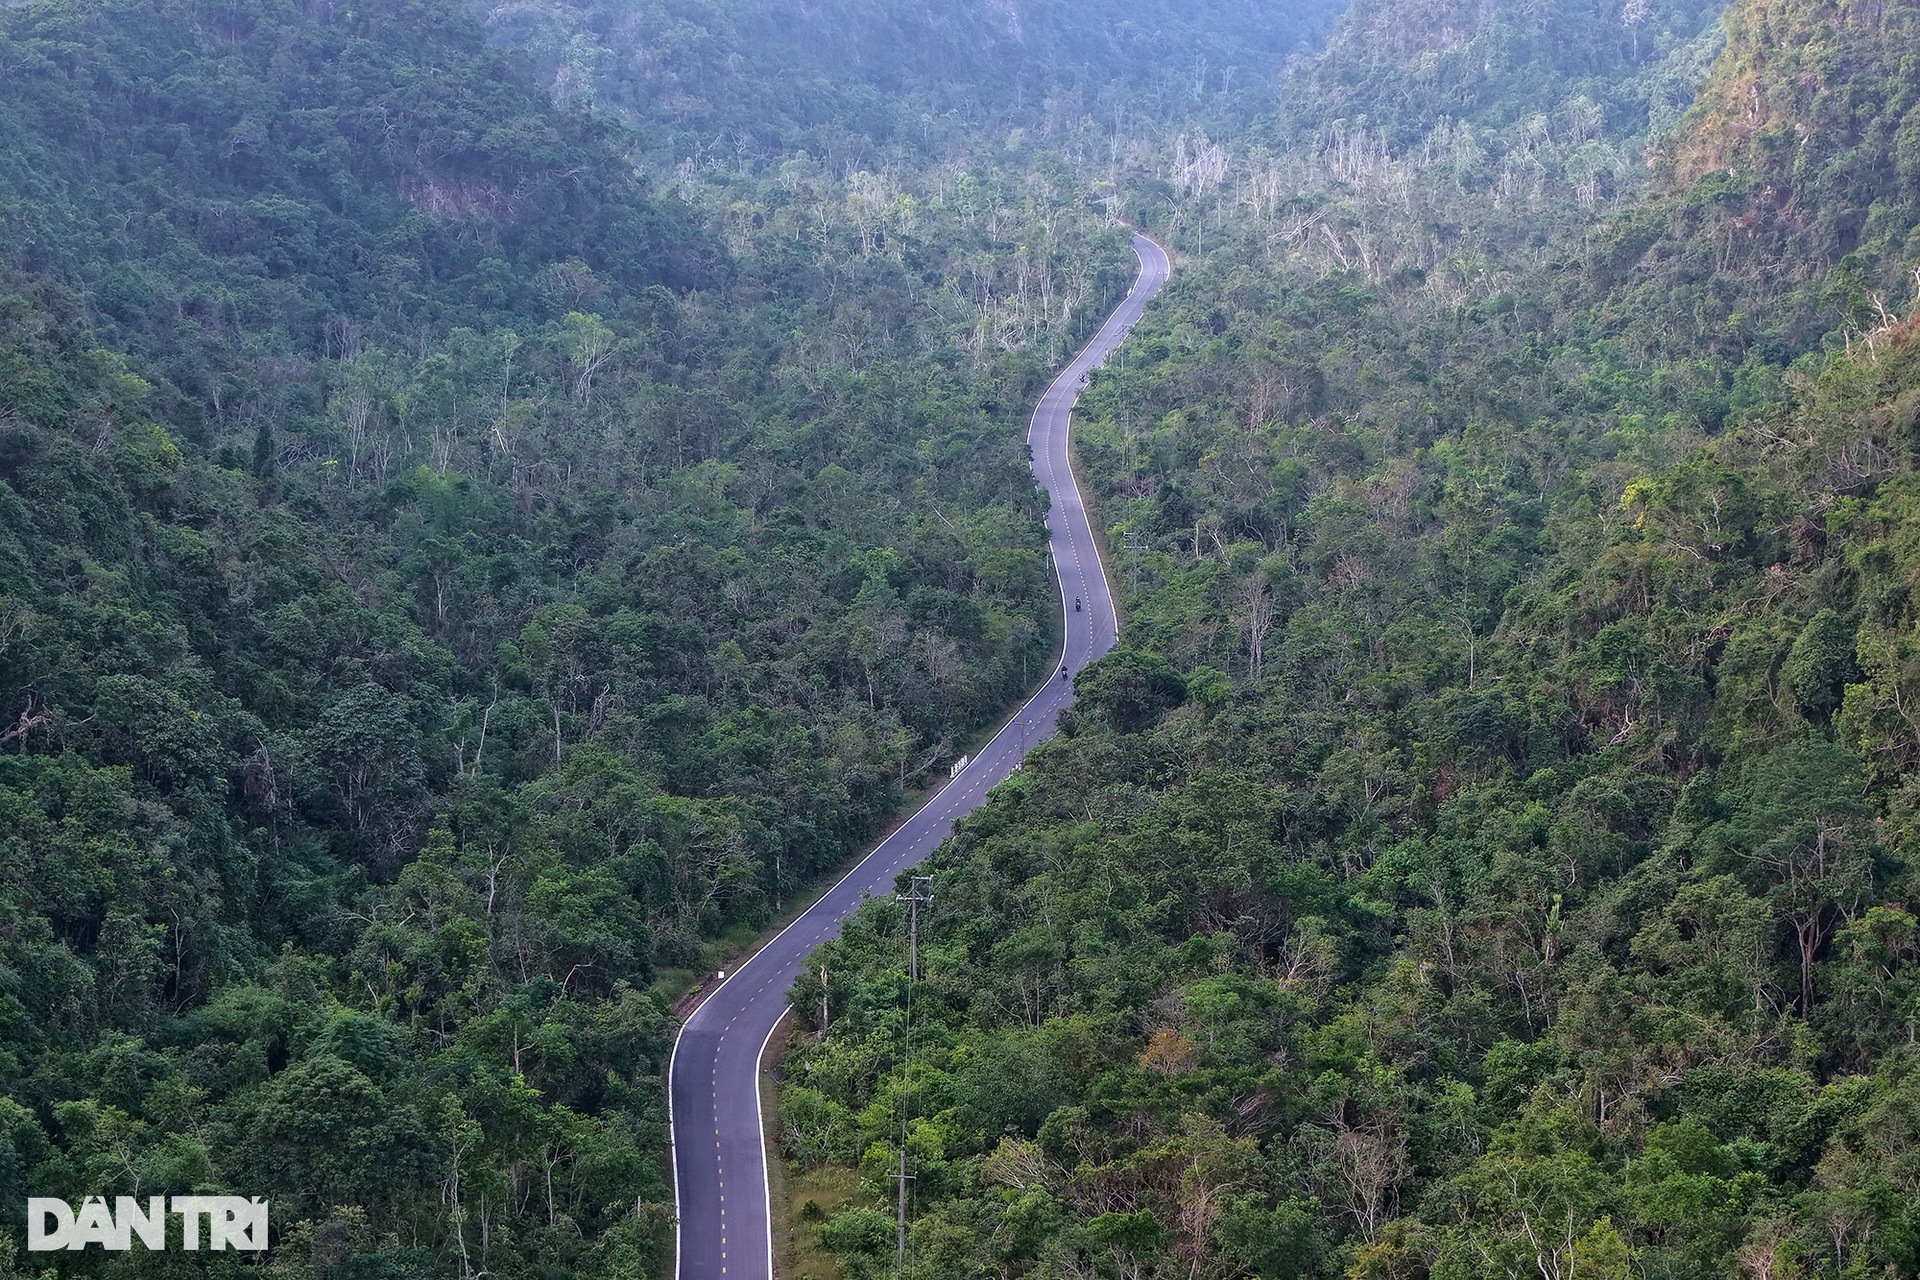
[1124,528,1145,595]
[893,1149,915,1272]
[901,875,933,983]
[895,875,933,1269]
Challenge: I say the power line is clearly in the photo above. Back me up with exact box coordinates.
[894,874,933,1271]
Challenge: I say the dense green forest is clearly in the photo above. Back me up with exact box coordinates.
[7,0,1920,1274]
[772,0,1920,1278]
[0,0,1203,1274]
[467,0,1348,159]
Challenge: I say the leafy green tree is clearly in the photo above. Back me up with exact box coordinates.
[1071,648,1188,733]
[1784,608,1859,720]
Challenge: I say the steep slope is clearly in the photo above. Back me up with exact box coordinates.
[473,0,1349,156]
[0,0,719,422]
[1280,0,1727,146]
[0,0,1142,1275]
[773,2,1920,1277]
[1666,0,1920,262]
[1597,0,1920,351]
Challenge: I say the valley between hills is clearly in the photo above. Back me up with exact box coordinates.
[2,0,1919,1277]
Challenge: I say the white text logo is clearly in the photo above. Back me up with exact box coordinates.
[26,1197,269,1251]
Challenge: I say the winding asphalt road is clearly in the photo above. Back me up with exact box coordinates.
[669,231,1171,1280]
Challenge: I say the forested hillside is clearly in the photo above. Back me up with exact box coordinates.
[470,0,1347,157]
[0,0,1169,1274]
[1279,0,1726,144]
[8,0,1920,1273]
[775,0,1920,1277]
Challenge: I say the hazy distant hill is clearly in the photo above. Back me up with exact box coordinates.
[1280,0,1727,146]
[471,0,1350,157]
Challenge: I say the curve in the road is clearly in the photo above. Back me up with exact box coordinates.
[670,231,1171,1280]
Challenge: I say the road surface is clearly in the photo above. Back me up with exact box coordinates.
[669,231,1171,1280]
